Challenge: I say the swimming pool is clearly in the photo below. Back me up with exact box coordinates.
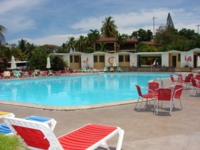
[0,73,169,107]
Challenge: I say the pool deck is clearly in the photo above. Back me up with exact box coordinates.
[1,74,200,149]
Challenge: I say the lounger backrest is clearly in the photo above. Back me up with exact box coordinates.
[157,88,171,101]
[3,117,63,150]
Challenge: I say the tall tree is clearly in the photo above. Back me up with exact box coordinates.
[132,29,153,42]
[76,35,85,52]
[66,37,76,52]
[166,13,175,30]
[18,39,27,53]
[101,16,118,37]
[178,28,198,40]
[0,25,7,45]
[116,33,127,50]
[88,29,101,52]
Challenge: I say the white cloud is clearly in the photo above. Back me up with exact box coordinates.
[0,0,47,33]
[0,0,42,14]
[8,34,84,46]
[6,5,200,46]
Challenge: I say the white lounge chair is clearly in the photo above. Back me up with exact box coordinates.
[4,117,124,150]
[0,115,56,135]
[0,111,15,119]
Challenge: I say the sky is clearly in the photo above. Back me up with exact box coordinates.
[0,0,200,46]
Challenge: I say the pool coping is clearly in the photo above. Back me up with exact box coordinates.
[0,99,137,110]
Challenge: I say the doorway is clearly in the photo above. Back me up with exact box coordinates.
[172,56,176,67]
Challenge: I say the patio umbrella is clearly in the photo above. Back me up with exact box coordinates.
[197,56,200,67]
[153,59,156,66]
[46,57,51,69]
[11,56,16,69]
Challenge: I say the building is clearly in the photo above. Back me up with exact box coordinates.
[50,48,200,70]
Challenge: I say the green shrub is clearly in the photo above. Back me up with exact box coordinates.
[0,133,28,150]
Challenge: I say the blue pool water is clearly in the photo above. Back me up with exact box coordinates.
[0,73,169,106]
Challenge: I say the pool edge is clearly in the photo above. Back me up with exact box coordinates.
[0,99,138,110]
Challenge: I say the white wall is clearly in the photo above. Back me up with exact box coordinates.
[161,53,169,67]
[63,55,70,67]
[181,52,193,67]
[81,54,94,68]
[130,54,137,67]
[105,54,118,67]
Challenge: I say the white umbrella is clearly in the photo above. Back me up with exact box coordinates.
[197,56,200,67]
[113,58,117,67]
[73,48,76,52]
[11,56,16,69]
[46,57,51,69]
[153,59,156,66]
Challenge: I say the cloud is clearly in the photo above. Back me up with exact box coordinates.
[0,0,47,33]
[9,34,84,46]
[70,8,198,35]
[5,2,200,46]
[0,0,43,14]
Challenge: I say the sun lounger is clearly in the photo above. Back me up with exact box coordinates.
[3,71,11,79]
[4,117,124,150]
[104,67,108,72]
[0,115,56,135]
[13,70,21,78]
[0,111,15,119]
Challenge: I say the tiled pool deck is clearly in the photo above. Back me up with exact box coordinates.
[0,74,200,149]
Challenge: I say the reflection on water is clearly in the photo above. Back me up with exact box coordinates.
[0,73,169,106]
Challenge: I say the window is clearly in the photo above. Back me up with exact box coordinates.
[125,55,130,62]
[7,61,28,70]
[74,56,79,63]
[17,63,26,67]
[70,56,73,63]
[99,55,104,62]
[94,56,97,62]
[119,55,123,62]
[178,54,180,62]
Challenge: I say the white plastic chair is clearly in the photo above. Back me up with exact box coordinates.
[0,111,15,119]
[0,115,56,135]
[4,117,124,150]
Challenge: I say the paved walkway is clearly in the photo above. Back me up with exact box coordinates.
[0,78,200,150]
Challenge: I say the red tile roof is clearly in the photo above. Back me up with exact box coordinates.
[96,38,138,43]
[142,41,155,45]
[96,37,117,42]
[126,39,138,43]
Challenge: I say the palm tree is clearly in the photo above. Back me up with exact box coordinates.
[66,37,76,52]
[88,29,100,51]
[0,25,7,45]
[101,16,118,37]
[116,33,127,51]
[76,35,85,52]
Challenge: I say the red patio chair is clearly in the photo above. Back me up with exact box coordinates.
[4,117,124,150]
[155,88,173,116]
[195,74,200,80]
[172,84,183,110]
[135,85,154,111]
[0,73,4,79]
[190,77,200,96]
[28,71,34,77]
[170,75,178,86]
[20,72,28,78]
[182,75,191,89]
